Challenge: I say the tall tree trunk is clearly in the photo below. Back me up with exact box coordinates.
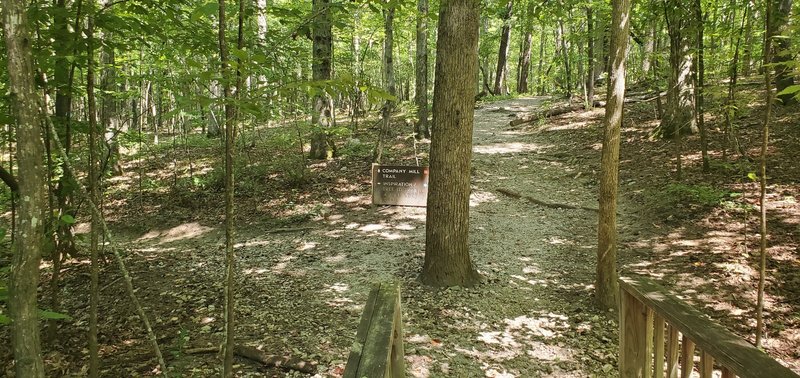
[517,31,532,94]
[100,26,123,177]
[309,0,334,159]
[742,0,755,76]
[86,3,100,375]
[415,0,429,138]
[768,0,795,105]
[694,0,710,172]
[374,2,396,163]
[49,0,82,341]
[3,0,48,375]
[585,6,595,108]
[596,0,632,313]
[536,25,546,95]
[642,21,655,75]
[724,4,748,161]
[558,19,572,97]
[422,0,481,287]
[661,1,697,138]
[217,0,237,375]
[756,0,775,347]
[493,0,513,95]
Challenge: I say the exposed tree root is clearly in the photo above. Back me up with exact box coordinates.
[267,226,316,234]
[497,188,599,212]
[186,345,317,374]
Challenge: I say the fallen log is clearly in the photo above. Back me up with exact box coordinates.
[592,91,667,108]
[509,101,602,127]
[186,345,317,374]
[497,188,599,212]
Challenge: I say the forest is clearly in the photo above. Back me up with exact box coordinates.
[0,0,799,376]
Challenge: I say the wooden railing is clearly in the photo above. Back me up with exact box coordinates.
[343,282,405,378]
[619,276,799,378]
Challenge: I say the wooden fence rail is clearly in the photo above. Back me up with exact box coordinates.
[619,276,799,378]
[343,282,405,378]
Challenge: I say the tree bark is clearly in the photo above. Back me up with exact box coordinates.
[767,0,795,105]
[85,3,100,375]
[415,0,429,138]
[309,0,334,159]
[493,0,513,95]
[756,0,776,348]
[536,25,546,95]
[694,0,710,172]
[596,0,632,313]
[373,2,396,163]
[642,20,655,75]
[585,6,595,109]
[661,1,697,138]
[422,0,481,287]
[742,0,755,76]
[558,18,572,97]
[2,0,48,375]
[217,0,237,375]
[517,32,532,94]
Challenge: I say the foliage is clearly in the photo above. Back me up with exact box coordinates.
[661,183,732,208]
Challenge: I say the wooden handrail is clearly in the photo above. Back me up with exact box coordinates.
[343,282,405,378]
[619,276,799,378]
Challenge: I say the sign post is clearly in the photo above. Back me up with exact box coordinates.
[371,164,429,207]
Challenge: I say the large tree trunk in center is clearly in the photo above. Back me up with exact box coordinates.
[596,0,632,313]
[422,0,481,287]
[493,0,513,95]
[3,0,48,375]
[661,1,697,138]
[309,0,334,159]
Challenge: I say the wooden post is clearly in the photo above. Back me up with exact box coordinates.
[654,315,666,378]
[620,289,653,377]
[700,351,713,378]
[721,367,736,378]
[344,283,405,378]
[680,336,696,378]
[666,326,680,378]
[390,287,405,377]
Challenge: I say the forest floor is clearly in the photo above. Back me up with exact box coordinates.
[1,88,798,377]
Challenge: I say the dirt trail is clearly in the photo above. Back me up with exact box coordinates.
[133,96,617,377]
[16,97,617,377]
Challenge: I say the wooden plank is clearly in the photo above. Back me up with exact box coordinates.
[700,351,713,378]
[343,284,382,377]
[645,308,655,378]
[620,276,800,378]
[654,315,666,378]
[681,336,695,378]
[620,289,651,377]
[343,283,403,378]
[667,325,680,378]
[389,286,405,378]
[722,367,736,378]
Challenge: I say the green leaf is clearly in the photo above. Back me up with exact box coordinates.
[39,310,71,321]
[191,2,219,22]
[230,48,248,62]
[0,314,10,325]
[60,214,76,225]
[747,172,758,181]
[776,84,800,97]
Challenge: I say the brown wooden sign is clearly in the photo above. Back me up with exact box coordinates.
[371,164,429,207]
